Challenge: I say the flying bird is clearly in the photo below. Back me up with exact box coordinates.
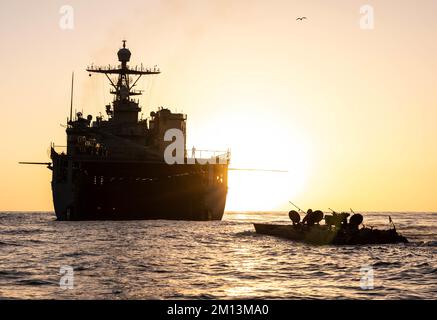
[296,17,307,21]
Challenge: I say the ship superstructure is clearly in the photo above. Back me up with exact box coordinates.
[49,41,229,220]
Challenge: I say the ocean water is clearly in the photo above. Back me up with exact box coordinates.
[0,211,435,300]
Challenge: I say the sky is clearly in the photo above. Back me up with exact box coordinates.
[0,0,436,212]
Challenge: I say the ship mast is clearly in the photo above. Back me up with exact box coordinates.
[86,41,160,123]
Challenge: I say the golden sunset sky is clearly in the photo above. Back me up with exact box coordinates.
[0,0,436,212]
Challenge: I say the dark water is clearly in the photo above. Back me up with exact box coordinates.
[0,212,435,299]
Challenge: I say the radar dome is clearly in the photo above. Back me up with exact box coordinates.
[118,47,131,62]
[117,40,131,62]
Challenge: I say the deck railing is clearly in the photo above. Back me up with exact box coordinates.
[187,149,231,162]
[51,143,231,163]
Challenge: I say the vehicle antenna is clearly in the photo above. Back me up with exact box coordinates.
[289,201,305,213]
[69,72,74,124]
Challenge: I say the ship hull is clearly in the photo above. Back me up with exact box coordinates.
[51,155,228,221]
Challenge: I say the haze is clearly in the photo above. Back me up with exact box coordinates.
[0,0,436,212]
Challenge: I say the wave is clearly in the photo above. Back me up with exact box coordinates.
[0,211,436,299]
[372,261,402,267]
[234,230,259,237]
[416,240,437,247]
[15,279,55,286]
[0,270,33,279]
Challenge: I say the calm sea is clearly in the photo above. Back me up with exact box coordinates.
[0,212,435,299]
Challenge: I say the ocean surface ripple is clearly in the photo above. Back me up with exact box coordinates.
[0,212,435,299]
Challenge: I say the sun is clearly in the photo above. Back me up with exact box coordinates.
[188,102,312,212]
[224,127,311,212]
